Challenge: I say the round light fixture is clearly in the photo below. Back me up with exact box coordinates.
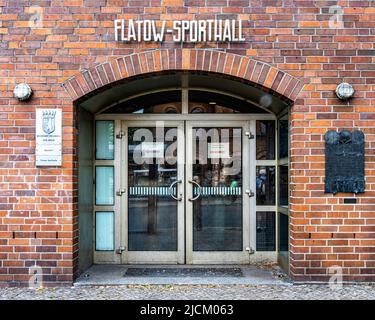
[13,83,33,101]
[259,94,273,107]
[335,82,354,101]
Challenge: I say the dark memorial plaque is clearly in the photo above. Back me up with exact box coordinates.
[325,130,365,194]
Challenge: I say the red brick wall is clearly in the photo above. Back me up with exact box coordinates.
[0,0,374,285]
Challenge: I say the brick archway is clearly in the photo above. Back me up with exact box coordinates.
[67,48,305,280]
[62,49,304,103]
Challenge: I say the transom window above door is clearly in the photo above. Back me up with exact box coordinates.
[102,91,182,114]
[99,89,270,115]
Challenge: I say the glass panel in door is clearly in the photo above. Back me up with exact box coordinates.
[186,122,250,264]
[192,127,242,251]
[125,123,184,263]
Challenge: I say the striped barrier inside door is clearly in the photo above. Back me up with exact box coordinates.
[193,187,242,196]
[129,186,242,197]
[129,186,176,197]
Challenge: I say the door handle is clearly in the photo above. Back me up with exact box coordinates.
[188,180,202,201]
[245,189,255,197]
[169,180,182,201]
[116,188,126,196]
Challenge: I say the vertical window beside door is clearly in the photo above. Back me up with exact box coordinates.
[96,121,114,160]
[255,120,276,252]
[94,121,116,252]
[95,212,114,251]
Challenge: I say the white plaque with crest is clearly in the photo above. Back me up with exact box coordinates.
[36,109,62,166]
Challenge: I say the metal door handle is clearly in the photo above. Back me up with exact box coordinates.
[169,180,182,201]
[188,180,202,201]
[116,188,126,196]
[245,189,255,197]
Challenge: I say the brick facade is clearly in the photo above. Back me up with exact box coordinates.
[1,0,375,286]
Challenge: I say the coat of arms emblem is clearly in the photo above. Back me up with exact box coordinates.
[42,110,56,135]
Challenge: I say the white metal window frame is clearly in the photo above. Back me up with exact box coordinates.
[93,119,123,263]
[277,109,290,272]
[121,120,186,264]
[92,87,289,264]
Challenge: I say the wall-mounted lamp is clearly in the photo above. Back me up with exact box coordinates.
[13,83,33,101]
[335,82,354,101]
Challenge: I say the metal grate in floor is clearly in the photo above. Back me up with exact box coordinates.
[124,267,244,278]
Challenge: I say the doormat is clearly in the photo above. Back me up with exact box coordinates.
[124,267,243,277]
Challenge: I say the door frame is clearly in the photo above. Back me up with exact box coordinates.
[121,120,185,264]
[94,113,278,265]
[185,120,255,264]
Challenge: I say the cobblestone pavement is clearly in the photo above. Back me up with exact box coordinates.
[0,284,375,300]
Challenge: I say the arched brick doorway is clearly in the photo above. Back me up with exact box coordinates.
[63,49,303,102]
[63,49,305,279]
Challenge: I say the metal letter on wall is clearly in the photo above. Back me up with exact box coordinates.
[325,130,365,194]
[36,108,62,166]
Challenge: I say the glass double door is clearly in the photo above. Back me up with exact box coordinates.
[122,120,252,264]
